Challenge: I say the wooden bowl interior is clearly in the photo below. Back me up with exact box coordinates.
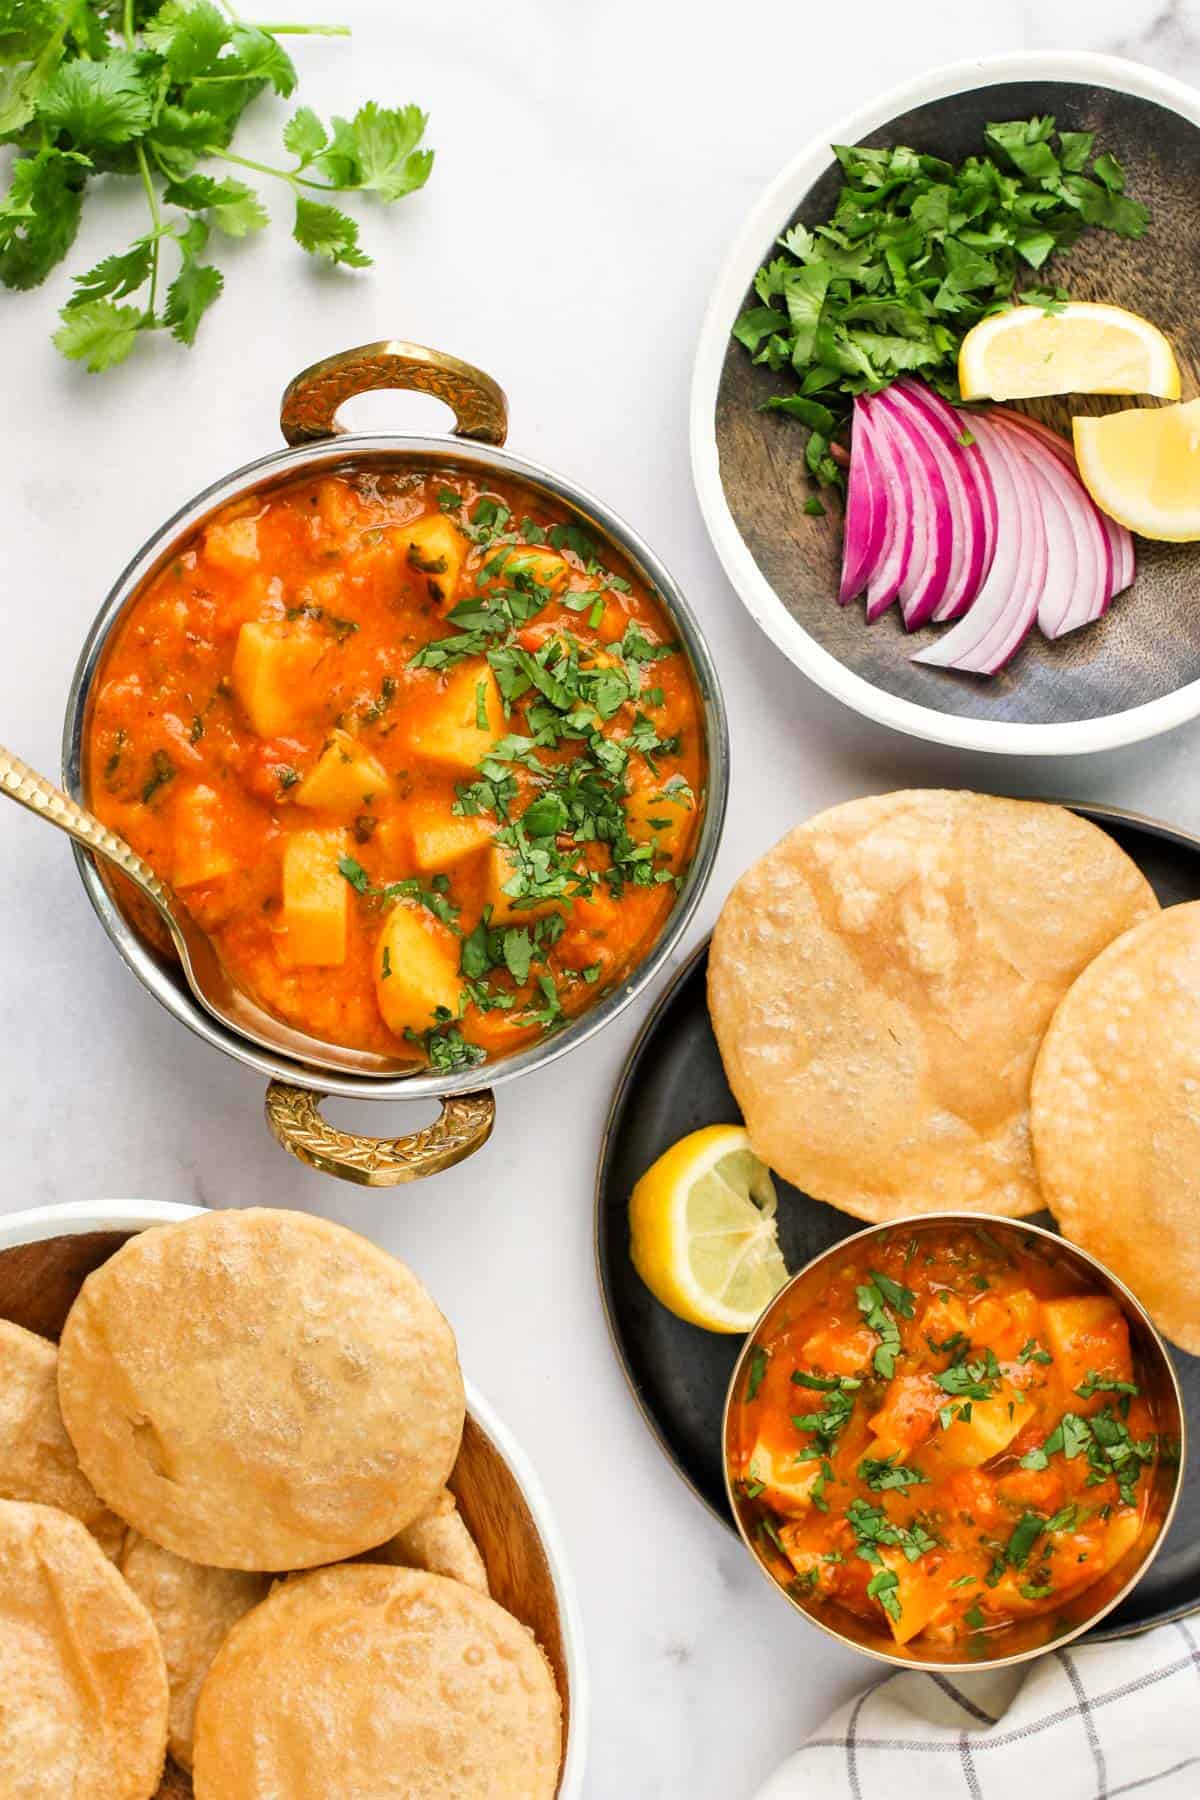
[0,1230,571,1797]
[715,78,1200,727]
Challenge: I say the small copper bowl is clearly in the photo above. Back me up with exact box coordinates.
[722,1213,1185,1672]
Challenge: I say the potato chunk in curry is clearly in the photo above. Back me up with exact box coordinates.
[281,829,348,966]
[231,622,325,739]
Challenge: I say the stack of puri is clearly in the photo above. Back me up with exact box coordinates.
[0,1208,562,1798]
[709,790,1200,1352]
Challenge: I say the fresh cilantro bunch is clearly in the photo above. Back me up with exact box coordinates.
[0,0,435,370]
[734,115,1149,478]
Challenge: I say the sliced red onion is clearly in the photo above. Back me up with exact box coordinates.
[897,382,998,620]
[911,414,1047,675]
[989,413,1110,638]
[870,388,955,630]
[886,381,994,624]
[839,400,888,603]
[860,397,915,621]
[990,406,1135,612]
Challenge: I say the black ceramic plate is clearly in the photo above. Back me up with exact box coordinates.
[691,59,1200,753]
[596,804,1200,1638]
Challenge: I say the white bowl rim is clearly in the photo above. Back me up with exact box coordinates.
[0,1200,588,1798]
[690,49,1200,758]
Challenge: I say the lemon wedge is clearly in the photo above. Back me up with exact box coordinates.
[958,302,1180,402]
[1073,400,1200,542]
[629,1124,788,1333]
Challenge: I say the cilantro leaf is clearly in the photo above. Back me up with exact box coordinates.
[227,24,296,97]
[283,104,328,165]
[142,0,230,82]
[163,174,268,237]
[68,236,156,303]
[53,298,142,371]
[293,196,371,268]
[37,51,155,146]
[314,101,433,200]
[0,149,85,289]
[163,242,223,345]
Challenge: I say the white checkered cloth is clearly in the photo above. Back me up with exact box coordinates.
[753,1617,1200,1800]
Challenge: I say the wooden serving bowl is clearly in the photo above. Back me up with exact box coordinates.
[0,1201,588,1798]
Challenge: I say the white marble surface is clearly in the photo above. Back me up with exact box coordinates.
[3,4,1200,1794]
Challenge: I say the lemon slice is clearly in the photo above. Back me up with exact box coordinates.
[1073,400,1200,542]
[958,302,1180,402]
[629,1124,788,1333]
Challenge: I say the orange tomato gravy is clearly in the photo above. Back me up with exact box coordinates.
[86,470,705,1068]
[729,1225,1163,1654]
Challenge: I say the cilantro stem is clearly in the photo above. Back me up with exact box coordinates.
[213,0,350,33]
[122,0,163,316]
[135,145,163,316]
[204,147,337,193]
[246,21,352,33]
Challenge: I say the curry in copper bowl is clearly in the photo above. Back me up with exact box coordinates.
[86,468,704,1075]
[724,1215,1183,1668]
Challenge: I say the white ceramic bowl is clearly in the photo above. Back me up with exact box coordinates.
[691,51,1200,756]
[0,1200,588,1798]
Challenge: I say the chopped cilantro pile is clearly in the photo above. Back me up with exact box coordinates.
[733,115,1149,484]
[0,0,435,369]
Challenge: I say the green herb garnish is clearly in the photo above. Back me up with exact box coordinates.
[859,1455,928,1493]
[855,1269,914,1379]
[1,0,435,370]
[140,747,175,803]
[867,1567,902,1622]
[734,116,1149,430]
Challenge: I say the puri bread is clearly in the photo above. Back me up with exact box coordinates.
[57,1208,465,1570]
[120,1533,269,1770]
[0,1318,125,1559]
[708,792,1158,1220]
[1032,900,1200,1352]
[368,1486,489,1593]
[0,1497,168,1799]
[192,1564,562,1798]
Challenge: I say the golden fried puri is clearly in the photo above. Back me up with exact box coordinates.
[57,1208,465,1570]
[709,792,1157,1220]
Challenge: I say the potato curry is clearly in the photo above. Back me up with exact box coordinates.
[86,471,705,1069]
[729,1225,1162,1653]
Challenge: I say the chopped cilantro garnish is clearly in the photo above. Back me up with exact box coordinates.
[1019,1338,1053,1365]
[746,1345,769,1403]
[1021,1408,1153,1505]
[855,1270,914,1379]
[338,856,460,930]
[1075,1371,1139,1400]
[140,749,175,804]
[867,1567,902,1622]
[734,115,1149,443]
[859,1456,928,1493]
[934,1347,1001,1402]
[845,1498,935,1566]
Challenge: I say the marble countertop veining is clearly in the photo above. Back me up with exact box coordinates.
[2,3,1198,1794]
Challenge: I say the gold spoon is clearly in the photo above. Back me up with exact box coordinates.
[0,745,410,1078]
